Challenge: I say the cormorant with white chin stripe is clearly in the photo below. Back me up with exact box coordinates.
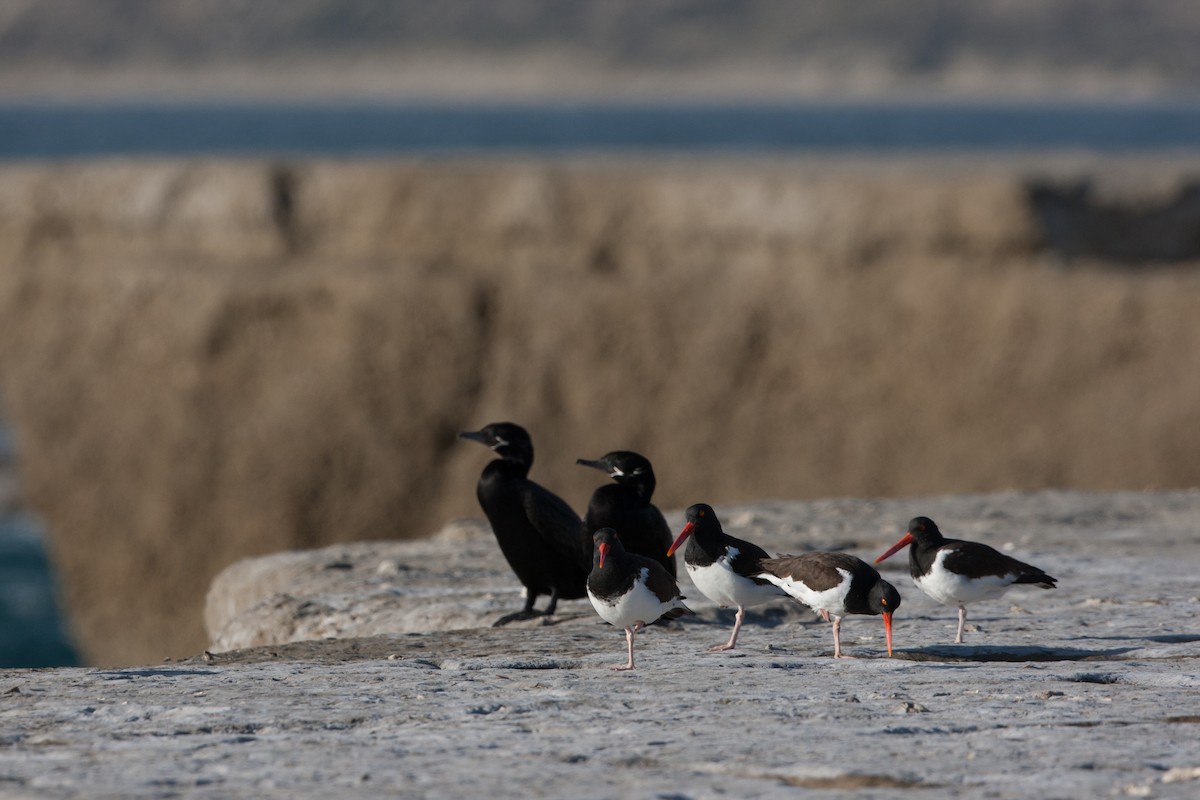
[459,422,589,626]
[577,450,675,578]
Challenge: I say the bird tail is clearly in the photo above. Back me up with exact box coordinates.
[662,602,695,620]
[1015,570,1057,589]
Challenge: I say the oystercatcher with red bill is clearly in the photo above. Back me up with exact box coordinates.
[577,451,675,578]
[667,503,786,651]
[587,528,693,670]
[875,516,1057,643]
[758,553,899,658]
[459,422,590,626]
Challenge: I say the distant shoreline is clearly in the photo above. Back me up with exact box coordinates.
[3,59,1200,108]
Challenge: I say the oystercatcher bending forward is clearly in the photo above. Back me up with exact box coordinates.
[667,503,786,651]
[587,528,693,670]
[459,422,589,626]
[758,553,899,658]
[875,516,1057,644]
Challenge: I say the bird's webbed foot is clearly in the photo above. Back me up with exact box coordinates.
[492,593,546,627]
[492,609,545,627]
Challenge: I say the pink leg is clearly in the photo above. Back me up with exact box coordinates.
[955,605,967,644]
[612,627,636,671]
[820,608,830,623]
[709,606,745,652]
[831,616,857,659]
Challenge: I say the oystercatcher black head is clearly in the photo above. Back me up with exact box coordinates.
[667,503,720,557]
[874,516,943,562]
[459,422,588,626]
[867,580,902,648]
[667,503,786,652]
[875,515,1057,644]
[587,528,692,671]
[758,552,900,658]
[577,450,675,578]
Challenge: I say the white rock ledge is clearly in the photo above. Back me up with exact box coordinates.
[4,490,1200,798]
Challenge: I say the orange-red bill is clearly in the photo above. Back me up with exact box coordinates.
[875,532,914,564]
[883,611,894,656]
[666,522,695,558]
[598,542,609,569]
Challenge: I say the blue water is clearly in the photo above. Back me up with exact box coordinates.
[0,417,78,668]
[2,100,1200,159]
[0,514,77,668]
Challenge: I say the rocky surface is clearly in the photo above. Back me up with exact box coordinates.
[201,488,1200,657]
[203,515,820,654]
[4,157,1200,666]
[3,490,1200,798]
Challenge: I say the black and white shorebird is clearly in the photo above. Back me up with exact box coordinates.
[587,528,693,670]
[875,516,1057,644]
[577,450,675,578]
[758,553,899,658]
[459,422,590,626]
[666,503,786,651]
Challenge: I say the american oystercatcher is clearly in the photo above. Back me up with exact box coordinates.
[666,503,786,651]
[875,516,1057,643]
[577,451,675,578]
[459,422,590,626]
[587,528,693,670]
[758,553,899,658]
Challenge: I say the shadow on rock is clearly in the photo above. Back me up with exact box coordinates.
[893,645,1139,663]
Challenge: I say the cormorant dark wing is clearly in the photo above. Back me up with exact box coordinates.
[644,504,677,574]
[521,481,589,571]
